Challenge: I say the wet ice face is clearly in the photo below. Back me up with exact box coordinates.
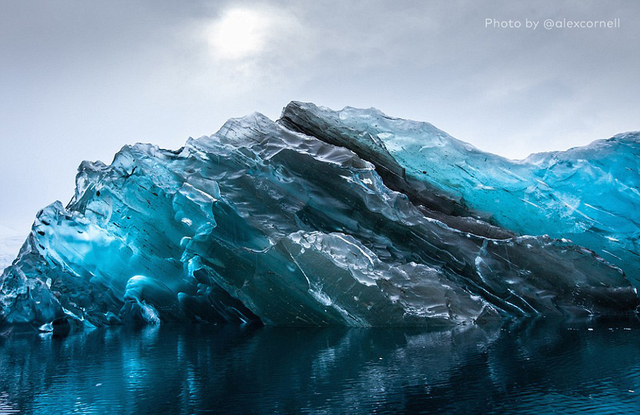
[1,104,638,328]
[282,102,640,288]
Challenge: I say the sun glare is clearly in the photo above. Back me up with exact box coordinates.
[207,9,270,60]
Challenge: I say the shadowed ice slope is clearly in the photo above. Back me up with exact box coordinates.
[282,102,640,287]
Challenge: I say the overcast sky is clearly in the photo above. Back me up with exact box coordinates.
[1,0,638,235]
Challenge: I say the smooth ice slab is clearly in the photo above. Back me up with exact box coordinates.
[282,102,640,287]
[1,103,638,328]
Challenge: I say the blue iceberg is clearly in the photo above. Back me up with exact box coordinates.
[1,102,638,328]
[282,102,640,287]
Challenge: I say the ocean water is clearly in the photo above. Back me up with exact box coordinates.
[1,319,639,414]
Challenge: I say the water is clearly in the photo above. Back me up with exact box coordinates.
[1,319,640,414]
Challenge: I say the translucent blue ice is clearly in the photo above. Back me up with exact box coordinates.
[1,103,638,328]
[282,102,640,287]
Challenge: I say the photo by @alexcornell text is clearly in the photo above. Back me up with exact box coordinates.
[485,18,621,30]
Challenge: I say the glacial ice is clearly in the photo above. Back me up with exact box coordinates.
[281,102,640,287]
[1,102,638,328]
[0,225,25,273]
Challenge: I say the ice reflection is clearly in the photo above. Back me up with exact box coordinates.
[1,319,640,414]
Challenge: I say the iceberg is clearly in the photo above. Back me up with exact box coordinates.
[1,102,638,328]
[282,102,640,286]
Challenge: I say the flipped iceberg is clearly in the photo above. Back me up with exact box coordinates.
[282,102,640,287]
[0,102,638,328]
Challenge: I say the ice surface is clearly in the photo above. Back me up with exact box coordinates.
[0,226,26,274]
[1,103,638,328]
[282,102,640,286]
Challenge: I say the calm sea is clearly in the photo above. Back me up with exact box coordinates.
[1,319,640,414]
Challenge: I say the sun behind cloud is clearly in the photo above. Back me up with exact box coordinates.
[206,8,275,60]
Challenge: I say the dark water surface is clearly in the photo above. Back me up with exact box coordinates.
[1,319,640,414]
